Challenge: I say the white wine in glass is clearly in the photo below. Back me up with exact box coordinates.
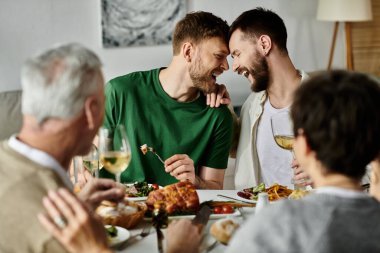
[271,111,302,189]
[273,135,294,150]
[100,151,131,176]
[98,125,131,184]
[271,111,295,151]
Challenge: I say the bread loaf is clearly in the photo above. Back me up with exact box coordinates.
[210,218,239,245]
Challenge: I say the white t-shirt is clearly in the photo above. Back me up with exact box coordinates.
[256,99,293,189]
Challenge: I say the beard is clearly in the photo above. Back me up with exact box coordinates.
[249,52,269,92]
[189,56,216,93]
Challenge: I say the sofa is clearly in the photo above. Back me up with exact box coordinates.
[0,90,22,140]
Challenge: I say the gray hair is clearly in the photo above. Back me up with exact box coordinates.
[21,43,102,123]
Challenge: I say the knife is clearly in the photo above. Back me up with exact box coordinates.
[156,226,164,253]
[192,205,212,231]
[217,194,257,205]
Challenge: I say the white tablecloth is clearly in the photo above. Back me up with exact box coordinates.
[116,190,256,253]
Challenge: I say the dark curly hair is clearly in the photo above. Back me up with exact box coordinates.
[229,7,288,54]
[291,70,380,179]
[172,11,229,55]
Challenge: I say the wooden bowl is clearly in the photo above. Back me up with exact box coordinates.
[96,200,147,229]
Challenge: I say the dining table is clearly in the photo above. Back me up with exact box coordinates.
[115,189,256,253]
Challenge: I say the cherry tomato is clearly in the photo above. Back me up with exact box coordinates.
[151,184,159,190]
[213,206,222,214]
[221,205,234,214]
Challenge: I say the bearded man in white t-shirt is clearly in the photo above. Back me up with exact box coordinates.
[208,8,311,189]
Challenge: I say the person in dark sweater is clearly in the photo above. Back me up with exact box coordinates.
[227,70,380,253]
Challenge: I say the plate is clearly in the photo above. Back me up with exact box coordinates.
[105,225,130,248]
[144,208,241,221]
[234,194,257,203]
[124,183,162,201]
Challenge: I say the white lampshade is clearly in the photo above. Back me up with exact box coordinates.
[317,0,373,22]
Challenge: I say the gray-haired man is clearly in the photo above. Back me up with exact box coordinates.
[0,43,124,253]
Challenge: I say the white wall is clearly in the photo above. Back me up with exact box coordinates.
[0,0,346,105]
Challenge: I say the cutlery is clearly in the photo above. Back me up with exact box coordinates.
[148,147,165,164]
[205,240,218,252]
[216,194,257,206]
[192,205,212,231]
[133,223,152,239]
[156,226,164,253]
[115,223,152,250]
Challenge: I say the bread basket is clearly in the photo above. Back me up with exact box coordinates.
[96,200,147,229]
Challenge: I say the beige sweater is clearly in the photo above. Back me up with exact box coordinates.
[0,141,69,253]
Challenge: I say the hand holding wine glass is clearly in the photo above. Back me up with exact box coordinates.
[98,125,131,185]
[271,111,304,189]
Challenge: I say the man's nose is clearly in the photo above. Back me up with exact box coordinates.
[232,59,239,72]
[221,58,229,71]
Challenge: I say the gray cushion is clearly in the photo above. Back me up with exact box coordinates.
[0,90,22,140]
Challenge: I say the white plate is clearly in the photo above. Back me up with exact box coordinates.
[105,225,130,248]
[144,208,241,221]
[234,194,257,203]
[124,183,162,201]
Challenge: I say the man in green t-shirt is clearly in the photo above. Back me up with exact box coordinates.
[100,11,233,189]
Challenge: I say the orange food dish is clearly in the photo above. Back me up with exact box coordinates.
[146,181,200,215]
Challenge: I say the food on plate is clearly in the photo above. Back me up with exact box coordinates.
[210,218,240,245]
[288,189,310,200]
[266,184,293,201]
[237,183,293,201]
[212,205,234,214]
[237,182,266,200]
[105,225,118,238]
[146,181,200,215]
[96,200,147,229]
[204,201,255,208]
[125,181,158,197]
[140,144,148,155]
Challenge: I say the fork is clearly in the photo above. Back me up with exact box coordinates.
[115,224,152,250]
[132,223,152,239]
[148,147,165,164]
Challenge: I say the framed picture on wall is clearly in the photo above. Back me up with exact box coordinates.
[102,0,187,48]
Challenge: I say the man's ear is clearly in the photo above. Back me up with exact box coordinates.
[182,42,194,62]
[371,160,380,184]
[83,96,98,130]
[259,35,272,56]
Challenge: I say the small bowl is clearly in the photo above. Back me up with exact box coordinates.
[96,201,147,229]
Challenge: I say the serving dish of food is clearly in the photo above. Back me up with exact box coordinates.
[96,200,147,229]
[144,181,252,220]
[237,182,293,202]
[105,225,130,248]
[124,181,160,201]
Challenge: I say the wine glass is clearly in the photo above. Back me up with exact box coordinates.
[270,111,303,189]
[82,144,100,178]
[270,110,295,151]
[98,125,131,185]
[73,156,84,193]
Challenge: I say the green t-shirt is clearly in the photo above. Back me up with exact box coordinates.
[100,68,233,186]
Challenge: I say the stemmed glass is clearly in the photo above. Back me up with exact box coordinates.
[270,111,301,189]
[98,125,132,185]
[271,110,295,151]
[82,144,100,178]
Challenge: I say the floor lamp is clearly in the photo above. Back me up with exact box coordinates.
[317,0,372,70]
